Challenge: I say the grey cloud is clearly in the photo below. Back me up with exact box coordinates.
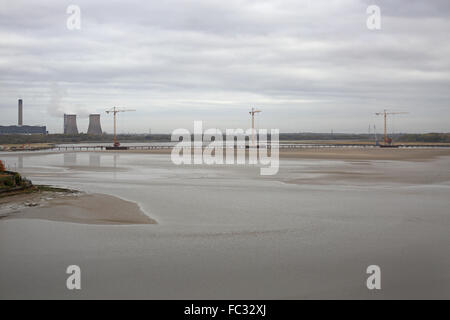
[0,0,449,133]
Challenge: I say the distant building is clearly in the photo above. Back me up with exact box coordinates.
[0,125,47,134]
[0,99,47,134]
[18,99,23,126]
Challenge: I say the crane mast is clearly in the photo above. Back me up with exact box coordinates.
[249,107,261,147]
[105,107,136,147]
[375,109,408,146]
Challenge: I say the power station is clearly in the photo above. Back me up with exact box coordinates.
[63,114,103,135]
[87,114,102,135]
[63,114,79,134]
[0,98,105,135]
[0,99,47,134]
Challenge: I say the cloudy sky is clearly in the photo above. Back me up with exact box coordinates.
[0,0,449,134]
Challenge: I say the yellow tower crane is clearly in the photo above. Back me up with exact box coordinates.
[375,109,408,146]
[105,107,136,147]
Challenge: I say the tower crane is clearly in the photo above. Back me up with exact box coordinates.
[105,107,136,147]
[375,109,408,146]
[249,107,261,147]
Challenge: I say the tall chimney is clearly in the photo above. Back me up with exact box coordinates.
[18,99,23,126]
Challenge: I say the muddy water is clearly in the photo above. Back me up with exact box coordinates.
[1,152,449,299]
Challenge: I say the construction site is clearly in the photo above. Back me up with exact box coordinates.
[1,99,449,151]
[61,104,410,150]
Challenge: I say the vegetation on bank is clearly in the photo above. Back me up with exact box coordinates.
[0,161,32,194]
[279,132,450,142]
[396,133,450,143]
[0,132,449,145]
[0,133,171,145]
[34,185,78,193]
[0,160,77,197]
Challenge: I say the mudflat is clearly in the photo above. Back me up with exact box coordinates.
[0,191,156,225]
[98,146,450,161]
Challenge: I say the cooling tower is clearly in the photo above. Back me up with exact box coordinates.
[87,114,102,135]
[64,114,78,134]
[18,99,23,126]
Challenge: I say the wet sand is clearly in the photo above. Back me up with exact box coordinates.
[278,147,450,161]
[0,192,156,225]
[98,146,450,161]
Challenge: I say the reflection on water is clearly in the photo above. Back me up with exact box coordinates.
[63,153,77,166]
[113,154,118,168]
[113,154,118,179]
[89,154,101,167]
[18,154,23,169]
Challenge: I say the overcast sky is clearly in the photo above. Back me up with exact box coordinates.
[0,0,449,134]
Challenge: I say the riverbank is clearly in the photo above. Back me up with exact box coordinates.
[0,143,54,152]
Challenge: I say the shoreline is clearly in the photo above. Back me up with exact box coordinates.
[0,190,156,225]
[3,145,450,162]
[96,146,450,161]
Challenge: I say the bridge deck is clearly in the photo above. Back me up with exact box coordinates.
[49,143,450,151]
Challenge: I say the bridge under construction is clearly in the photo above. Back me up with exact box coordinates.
[47,143,450,152]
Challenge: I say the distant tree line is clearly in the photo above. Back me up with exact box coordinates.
[0,132,449,144]
[397,133,450,143]
[0,133,171,144]
[280,132,450,142]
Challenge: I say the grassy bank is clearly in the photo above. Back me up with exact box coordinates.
[0,161,77,198]
[0,168,31,193]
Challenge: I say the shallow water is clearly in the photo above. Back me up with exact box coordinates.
[1,152,449,299]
